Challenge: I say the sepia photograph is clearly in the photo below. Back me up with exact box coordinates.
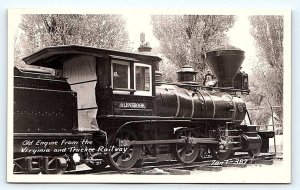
[7,8,291,183]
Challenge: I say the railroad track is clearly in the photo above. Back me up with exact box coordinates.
[65,153,277,175]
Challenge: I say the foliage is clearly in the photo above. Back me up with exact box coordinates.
[15,14,131,68]
[247,15,283,125]
[151,15,236,81]
[159,57,180,83]
[250,16,283,70]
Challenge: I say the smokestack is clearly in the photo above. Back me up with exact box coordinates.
[205,46,245,88]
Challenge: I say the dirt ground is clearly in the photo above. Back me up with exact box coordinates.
[189,159,288,183]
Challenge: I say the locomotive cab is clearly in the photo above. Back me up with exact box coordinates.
[22,45,161,132]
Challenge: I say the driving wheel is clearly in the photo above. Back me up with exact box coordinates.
[106,129,141,171]
[174,129,200,164]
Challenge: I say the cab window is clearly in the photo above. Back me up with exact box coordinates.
[134,63,152,96]
[112,60,130,89]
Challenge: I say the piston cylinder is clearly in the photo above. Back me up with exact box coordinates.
[241,134,262,151]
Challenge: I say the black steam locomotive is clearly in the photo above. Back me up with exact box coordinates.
[13,45,274,173]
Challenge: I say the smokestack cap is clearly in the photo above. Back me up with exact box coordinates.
[206,45,244,57]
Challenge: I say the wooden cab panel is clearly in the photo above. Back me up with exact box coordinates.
[63,55,98,131]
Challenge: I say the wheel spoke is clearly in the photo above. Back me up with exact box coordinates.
[48,158,55,165]
[181,152,187,161]
[116,156,122,166]
[179,149,187,156]
[111,151,121,159]
[177,147,184,154]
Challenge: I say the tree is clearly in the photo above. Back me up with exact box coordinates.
[249,16,283,105]
[15,14,131,68]
[247,16,283,123]
[151,15,236,81]
[159,58,180,83]
[244,15,283,127]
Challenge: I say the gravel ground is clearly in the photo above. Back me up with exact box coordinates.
[189,159,289,183]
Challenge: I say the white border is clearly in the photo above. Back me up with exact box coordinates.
[6,8,291,184]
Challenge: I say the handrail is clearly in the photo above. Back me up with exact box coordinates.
[165,82,250,93]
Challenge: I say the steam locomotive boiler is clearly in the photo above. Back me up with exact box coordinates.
[13,45,274,173]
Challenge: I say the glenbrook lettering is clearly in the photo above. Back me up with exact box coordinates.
[119,102,146,109]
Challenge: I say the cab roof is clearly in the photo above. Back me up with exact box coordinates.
[23,45,162,69]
